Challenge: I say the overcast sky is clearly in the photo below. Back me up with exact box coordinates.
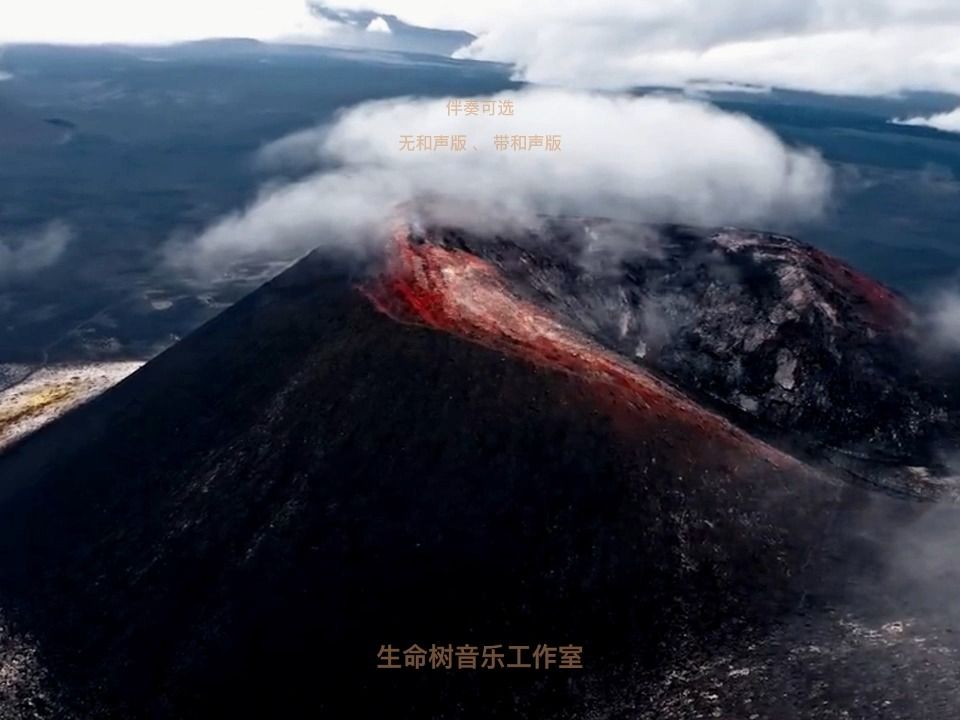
[3,1,960,96]
[0,1,327,45]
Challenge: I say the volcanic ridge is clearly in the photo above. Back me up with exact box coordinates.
[0,217,958,719]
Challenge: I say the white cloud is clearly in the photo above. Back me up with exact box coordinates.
[168,88,831,274]
[330,1,960,95]
[892,107,960,133]
[0,71,11,81]
[4,2,960,95]
[0,222,73,283]
[365,17,391,34]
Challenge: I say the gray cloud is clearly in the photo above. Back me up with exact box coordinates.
[925,288,960,353]
[0,222,73,284]
[253,125,334,173]
[168,88,831,275]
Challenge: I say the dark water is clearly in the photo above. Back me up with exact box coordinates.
[0,42,518,363]
[707,88,960,297]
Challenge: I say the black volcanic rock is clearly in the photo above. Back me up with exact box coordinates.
[425,219,960,499]
[0,225,959,719]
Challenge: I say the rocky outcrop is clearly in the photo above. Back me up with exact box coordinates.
[412,219,960,499]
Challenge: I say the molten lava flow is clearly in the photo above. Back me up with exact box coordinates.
[363,229,802,470]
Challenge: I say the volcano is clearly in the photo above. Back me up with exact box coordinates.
[1,219,959,719]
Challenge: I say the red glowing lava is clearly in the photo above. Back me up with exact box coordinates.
[362,228,802,471]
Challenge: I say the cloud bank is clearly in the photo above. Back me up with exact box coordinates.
[0,222,73,284]
[4,2,960,96]
[327,0,960,96]
[169,89,831,274]
[893,107,960,134]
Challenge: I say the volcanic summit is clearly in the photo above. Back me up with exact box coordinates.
[0,218,959,719]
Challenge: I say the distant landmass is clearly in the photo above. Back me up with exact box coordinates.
[311,3,476,56]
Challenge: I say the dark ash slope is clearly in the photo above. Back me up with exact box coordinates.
[0,232,957,719]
